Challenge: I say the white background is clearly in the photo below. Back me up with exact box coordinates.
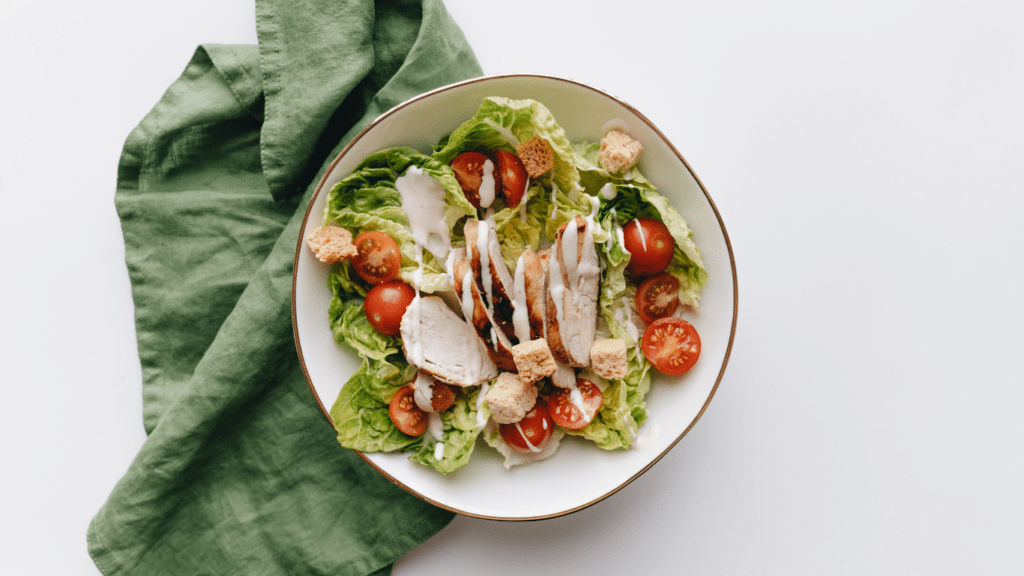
[2,0,1022,574]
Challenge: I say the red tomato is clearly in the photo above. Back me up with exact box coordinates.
[364,281,416,336]
[389,384,427,436]
[623,218,675,276]
[413,371,455,412]
[451,151,501,208]
[641,317,701,375]
[352,231,401,284]
[548,379,603,430]
[635,274,681,324]
[495,149,528,208]
[499,403,554,453]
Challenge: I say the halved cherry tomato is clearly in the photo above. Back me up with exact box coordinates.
[623,218,675,276]
[352,231,401,284]
[389,384,427,436]
[548,379,603,430]
[413,371,456,412]
[635,274,681,324]
[451,151,500,208]
[499,403,554,453]
[364,281,416,336]
[495,149,528,208]
[641,317,701,375]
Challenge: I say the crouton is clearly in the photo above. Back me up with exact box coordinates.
[598,130,643,174]
[485,372,537,424]
[590,338,629,380]
[511,339,557,384]
[307,225,358,264]
[515,136,554,177]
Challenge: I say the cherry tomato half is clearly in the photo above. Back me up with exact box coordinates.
[495,149,528,208]
[451,151,500,209]
[635,274,681,324]
[352,230,401,284]
[641,317,701,376]
[364,281,416,336]
[623,218,675,277]
[499,403,554,453]
[548,379,603,430]
[389,384,427,436]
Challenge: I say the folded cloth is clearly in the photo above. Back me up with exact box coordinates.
[87,1,481,574]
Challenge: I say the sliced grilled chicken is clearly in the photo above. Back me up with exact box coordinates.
[545,215,600,367]
[450,248,518,372]
[400,295,498,386]
[511,246,547,342]
[464,218,518,343]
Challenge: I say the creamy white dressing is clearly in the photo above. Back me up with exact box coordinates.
[475,221,494,314]
[395,166,451,261]
[511,254,531,342]
[632,218,647,252]
[428,410,444,441]
[568,383,593,424]
[475,381,491,430]
[514,421,543,453]
[479,160,496,208]
[633,423,660,451]
[547,250,566,330]
[404,247,425,367]
[434,442,445,460]
[599,182,616,200]
[561,219,579,291]
[460,271,475,322]
[619,297,640,343]
[518,177,531,224]
[412,370,436,413]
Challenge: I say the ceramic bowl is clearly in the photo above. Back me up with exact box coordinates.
[292,74,737,520]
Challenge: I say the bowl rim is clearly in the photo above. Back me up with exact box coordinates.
[291,73,738,521]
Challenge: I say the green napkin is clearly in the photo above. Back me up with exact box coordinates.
[88,1,482,574]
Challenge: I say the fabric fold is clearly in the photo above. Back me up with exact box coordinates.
[89,1,482,574]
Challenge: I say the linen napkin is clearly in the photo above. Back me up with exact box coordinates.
[87,1,482,574]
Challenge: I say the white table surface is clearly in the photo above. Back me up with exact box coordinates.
[3,1,1023,574]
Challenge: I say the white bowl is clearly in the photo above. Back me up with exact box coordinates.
[292,74,737,520]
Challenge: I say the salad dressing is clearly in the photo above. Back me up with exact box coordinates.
[395,166,452,261]
[632,218,648,252]
[475,381,491,430]
[568,384,593,424]
[511,254,531,343]
[404,247,425,367]
[599,182,616,200]
[514,421,543,453]
[476,220,494,314]
[413,370,437,413]
[479,160,497,208]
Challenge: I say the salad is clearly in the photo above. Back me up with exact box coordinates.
[307,97,707,473]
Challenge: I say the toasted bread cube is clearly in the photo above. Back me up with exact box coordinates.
[516,135,555,177]
[590,338,629,380]
[511,339,557,384]
[485,372,538,424]
[307,225,358,264]
[598,130,643,174]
